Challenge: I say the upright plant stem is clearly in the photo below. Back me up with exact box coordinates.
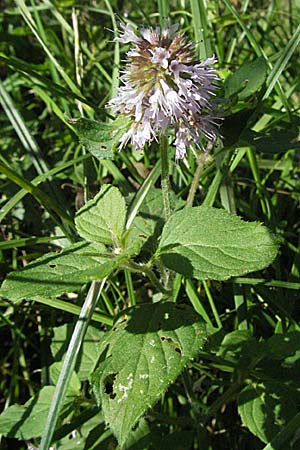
[39,280,106,450]
[186,143,212,207]
[160,135,171,221]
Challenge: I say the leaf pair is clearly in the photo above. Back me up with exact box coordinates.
[1,184,279,302]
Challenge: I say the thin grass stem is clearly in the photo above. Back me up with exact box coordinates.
[39,280,107,450]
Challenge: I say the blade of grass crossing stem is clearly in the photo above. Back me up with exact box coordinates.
[185,279,213,326]
[263,22,300,100]
[202,168,223,207]
[39,280,107,450]
[190,0,211,59]
[157,0,169,29]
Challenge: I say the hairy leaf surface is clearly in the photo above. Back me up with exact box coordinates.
[158,206,279,281]
[70,116,131,160]
[75,185,126,245]
[91,302,207,447]
[0,242,116,301]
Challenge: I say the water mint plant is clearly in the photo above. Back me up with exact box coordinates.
[1,2,299,450]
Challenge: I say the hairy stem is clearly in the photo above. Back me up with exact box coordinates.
[186,142,213,207]
[160,135,171,221]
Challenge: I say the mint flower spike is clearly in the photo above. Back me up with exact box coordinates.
[108,22,220,160]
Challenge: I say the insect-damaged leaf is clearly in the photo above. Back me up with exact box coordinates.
[91,302,207,447]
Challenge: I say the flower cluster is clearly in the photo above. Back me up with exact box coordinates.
[108,22,220,159]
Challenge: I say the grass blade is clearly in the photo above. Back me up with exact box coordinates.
[39,280,108,450]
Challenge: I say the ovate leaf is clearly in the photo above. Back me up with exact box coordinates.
[158,206,279,281]
[91,302,207,447]
[70,116,131,160]
[0,242,116,301]
[238,382,298,443]
[224,57,267,100]
[75,185,126,245]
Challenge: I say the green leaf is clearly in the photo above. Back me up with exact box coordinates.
[91,302,207,447]
[0,242,116,301]
[75,185,126,246]
[51,324,104,381]
[70,116,131,160]
[0,386,56,439]
[238,382,298,444]
[224,57,267,100]
[158,206,279,281]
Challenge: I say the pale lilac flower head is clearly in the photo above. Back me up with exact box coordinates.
[108,22,220,159]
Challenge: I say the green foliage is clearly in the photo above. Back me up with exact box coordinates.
[51,324,104,381]
[75,185,126,245]
[70,116,131,160]
[91,302,207,446]
[0,242,117,301]
[238,382,298,444]
[0,387,59,440]
[158,206,279,280]
[224,57,268,100]
[1,1,300,449]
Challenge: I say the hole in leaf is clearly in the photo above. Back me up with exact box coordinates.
[48,264,57,269]
[175,347,182,355]
[160,336,173,343]
[104,372,118,399]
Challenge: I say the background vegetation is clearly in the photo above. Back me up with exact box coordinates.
[0,0,300,449]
